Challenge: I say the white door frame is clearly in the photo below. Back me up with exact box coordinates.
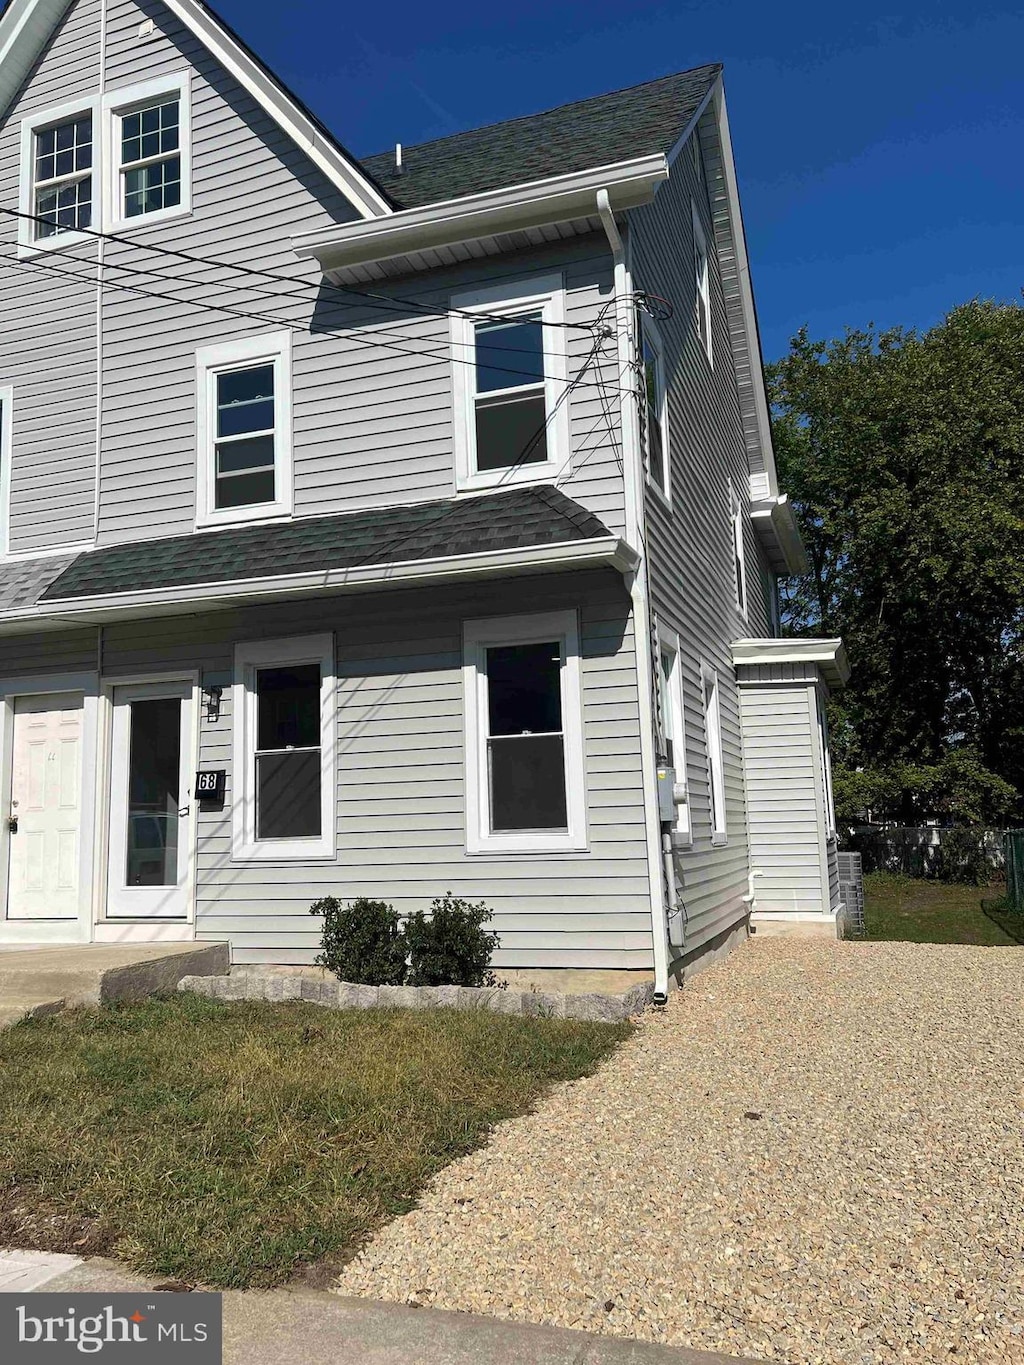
[0,672,99,945]
[93,671,200,944]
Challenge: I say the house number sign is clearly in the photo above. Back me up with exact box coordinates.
[195,770,226,800]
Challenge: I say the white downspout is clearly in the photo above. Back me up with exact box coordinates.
[597,188,671,1005]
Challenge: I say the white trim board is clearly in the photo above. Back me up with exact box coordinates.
[0,0,392,220]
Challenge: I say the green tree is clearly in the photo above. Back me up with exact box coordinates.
[769,300,1024,821]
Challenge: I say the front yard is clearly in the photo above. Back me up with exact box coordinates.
[863,871,1024,945]
[0,993,627,1288]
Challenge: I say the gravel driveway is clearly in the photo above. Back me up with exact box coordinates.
[337,938,1024,1364]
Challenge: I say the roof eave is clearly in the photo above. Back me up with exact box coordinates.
[8,536,637,634]
[732,637,851,689]
[291,154,669,274]
[751,494,807,576]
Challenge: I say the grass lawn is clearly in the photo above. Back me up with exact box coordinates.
[0,993,628,1289]
[863,872,1024,946]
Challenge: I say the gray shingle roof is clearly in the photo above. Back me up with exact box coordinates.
[40,486,612,602]
[359,66,720,210]
[0,553,80,611]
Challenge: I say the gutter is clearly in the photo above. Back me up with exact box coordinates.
[292,155,668,276]
[597,188,671,1007]
[0,536,638,635]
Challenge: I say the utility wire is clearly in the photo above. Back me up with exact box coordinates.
[0,240,647,400]
[0,204,596,331]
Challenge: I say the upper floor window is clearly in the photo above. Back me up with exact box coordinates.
[107,74,192,230]
[692,202,713,366]
[640,316,669,498]
[657,629,691,843]
[195,333,293,528]
[451,274,569,492]
[730,481,747,619]
[0,386,11,556]
[19,98,98,248]
[34,112,93,237]
[701,662,727,845]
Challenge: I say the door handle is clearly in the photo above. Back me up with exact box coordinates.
[178,806,190,818]
[7,816,17,833]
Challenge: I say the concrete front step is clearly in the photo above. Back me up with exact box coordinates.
[0,942,228,1027]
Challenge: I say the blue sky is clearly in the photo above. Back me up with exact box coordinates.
[223,1,1021,360]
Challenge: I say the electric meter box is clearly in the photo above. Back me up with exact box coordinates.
[657,765,677,823]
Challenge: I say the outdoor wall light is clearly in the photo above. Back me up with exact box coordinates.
[203,685,223,723]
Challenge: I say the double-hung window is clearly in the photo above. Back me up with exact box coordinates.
[19,99,97,247]
[815,690,837,838]
[196,332,293,527]
[701,662,727,845]
[451,274,569,491]
[692,202,713,365]
[730,482,747,619]
[106,74,191,229]
[233,635,335,861]
[657,630,691,843]
[640,316,669,497]
[464,611,586,853]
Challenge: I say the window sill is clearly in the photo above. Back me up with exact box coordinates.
[710,832,729,848]
[18,230,95,260]
[646,475,673,510]
[465,833,589,856]
[233,839,336,863]
[196,504,293,532]
[109,206,193,235]
[457,461,563,495]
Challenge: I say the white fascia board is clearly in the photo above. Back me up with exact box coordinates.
[751,494,808,576]
[0,537,637,632]
[710,79,780,499]
[291,155,669,273]
[0,0,391,220]
[0,0,72,116]
[731,637,851,689]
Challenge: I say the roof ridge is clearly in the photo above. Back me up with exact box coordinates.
[360,64,722,164]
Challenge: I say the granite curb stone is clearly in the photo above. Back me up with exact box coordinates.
[177,972,654,1021]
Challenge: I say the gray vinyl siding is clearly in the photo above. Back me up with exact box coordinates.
[97,569,651,967]
[738,674,827,915]
[628,127,766,956]
[0,0,101,552]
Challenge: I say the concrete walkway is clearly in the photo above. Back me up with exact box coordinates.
[0,942,228,1026]
[2,1255,765,1364]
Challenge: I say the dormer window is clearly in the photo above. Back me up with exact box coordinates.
[451,273,569,492]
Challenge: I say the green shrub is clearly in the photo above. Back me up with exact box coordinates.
[405,892,500,987]
[311,897,407,985]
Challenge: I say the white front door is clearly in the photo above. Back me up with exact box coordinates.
[107,682,194,920]
[6,693,84,921]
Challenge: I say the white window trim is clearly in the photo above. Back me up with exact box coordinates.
[640,314,671,502]
[195,331,293,529]
[450,272,570,493]
[463,609,587,855]
[815,688,837,839]
[730,480,748,620]
[692,201,713,367]
[657,625,691,845]
[701,661,727,845]
[17,95,100,257]
[102,72,192,233]
[0,386,12,556]
[232,634,336,862]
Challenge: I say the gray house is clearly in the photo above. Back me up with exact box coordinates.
[0,0,848,999]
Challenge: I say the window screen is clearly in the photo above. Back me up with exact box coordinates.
[255,664,321,840]
[485,641,567,831]
[214,364,276,510]
[473,315,548,472]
